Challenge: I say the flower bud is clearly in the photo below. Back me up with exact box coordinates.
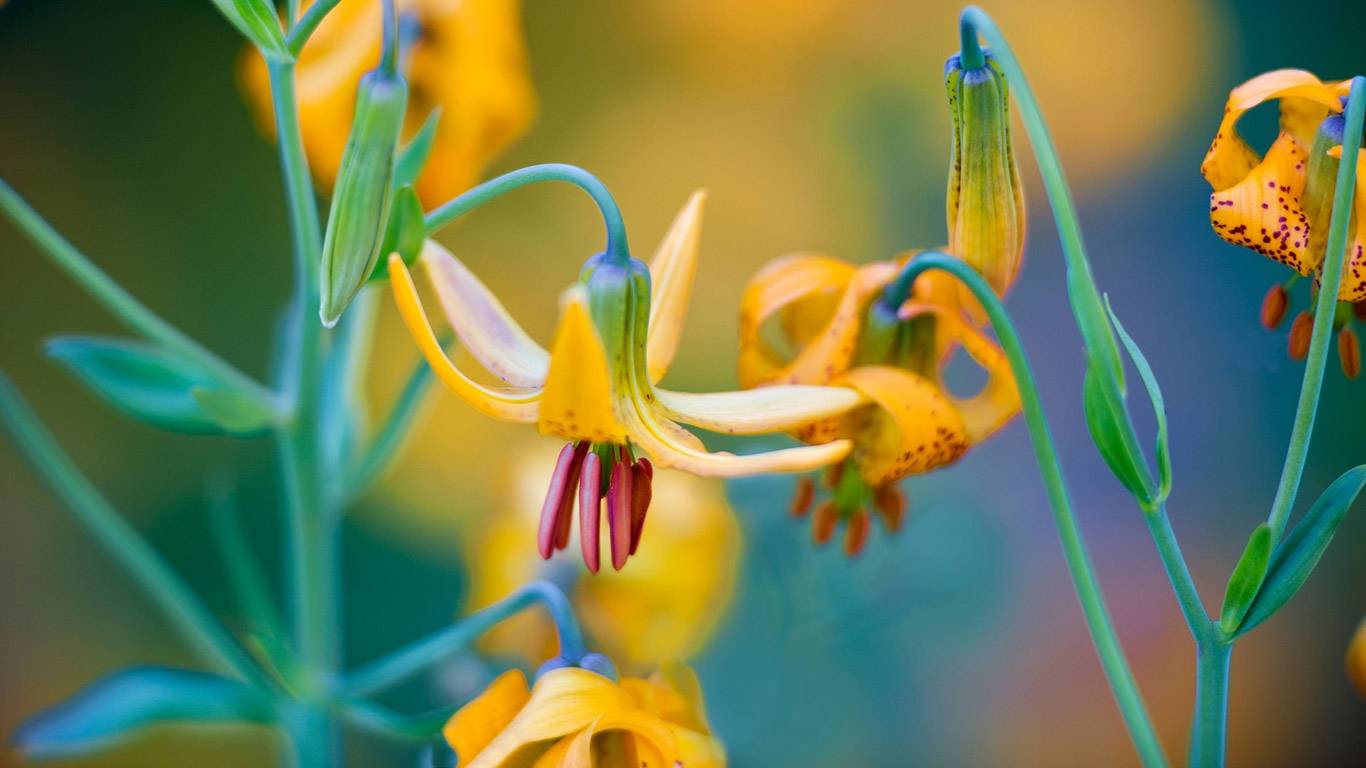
[1261,284,1290,329]
[1339,327,1361,379]
[320,69,408,327]
[1288,310,1314,359]
[945,52,1026,300]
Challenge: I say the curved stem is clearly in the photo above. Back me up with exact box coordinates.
[0,374,270,689]
[342,581,586,697]
[285,0,342,56]
[896,252,1168,767]
[344,337,446,500]
[423,163,631,264]
[1264,76,1365,541]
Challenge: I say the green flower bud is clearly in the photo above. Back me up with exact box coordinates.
[320,69,408,327]
[945,51,1026,299]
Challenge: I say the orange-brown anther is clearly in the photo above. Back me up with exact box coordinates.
[1339,327,1361,379]
[1288,311,1314,359]
[1261,284,1290,329]
[873,484,906,533]
[790,477,816,518]
[1355,301,1366,322]
[812,502,839,545]
[843,510,870,557]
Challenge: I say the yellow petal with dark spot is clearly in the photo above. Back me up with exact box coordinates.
[737,253,857,387]
[537,287,628,443]
[836,366,969,486]
[1209,133,1315,275]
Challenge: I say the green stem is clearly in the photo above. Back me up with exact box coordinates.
[344,337,446,499]
[285,0,342,56]
[1265,77,1366,541]
[0,180,271,402]
[1144,505,1215,644]
[423,164,631,264]
[379,0,398,75]
[896,253,1168,767]
[267,57,336,767]
[1190,641,1232,768]
[0,374,269,688]
[342,581,586,697]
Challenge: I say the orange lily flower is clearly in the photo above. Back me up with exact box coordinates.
[738,252,1021,554]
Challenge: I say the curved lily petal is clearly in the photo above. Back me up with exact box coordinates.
[466,668,633,768]
[538,287,629,443]
[837,366,969,486]
[560,709,678,768]
[444,669,531,766]
[389,255,541,422]
[670,724,728,768]
[771,262,898,386]
[655,385,865,435]
[1208,133,1315,275]
[646,191,707,384]
[738,253,857,386]
[903,302,1021,444]
[423,239,549,387]
[1202,69,1342,190]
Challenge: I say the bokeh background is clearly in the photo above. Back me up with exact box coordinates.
[3,0,1365,765]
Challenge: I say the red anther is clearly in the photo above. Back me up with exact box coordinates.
[1339,327,1361,379]
[1260,284,1289,330]
[790,477,815,518]
[629,460,653,555]
[538,443,580,559]
[812,502,838,545]
[554,443,589,551]
[844,509,870,557]
[824,461,844,489]
[578,451,603,573]
[607,460,633,571]
[872,484,905,533]
[1288,311,1313,360]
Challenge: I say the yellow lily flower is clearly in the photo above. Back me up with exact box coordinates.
[1201,69,1366,375]
[738,252,1020,554]
[240,0,536,205]
[389,192,859,570]
[467,439,740,671]
[443,665,725,768]
[1349,616,1366,700]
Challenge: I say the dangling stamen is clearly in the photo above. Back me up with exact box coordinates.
[538,442,587,559]
[607,450,633,571]
[812,502,838,545]
[1261,283,1290,329]
[1288,310,1314,359]
[844,509,870,557]
[873,484,906,533]
[790,477,815,518]
[629,459,653,556]
[579,451,603,573]
[1339,327,1361,378]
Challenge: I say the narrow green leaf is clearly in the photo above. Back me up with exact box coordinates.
[191,387,276,436]
[1081,366,1151,500]
[1238,465,1366,635]
[1219,523,1272,635]
[394,109,442,191]
[15,666,275,760]
[208,0,290,59]
[1105,296,1172,505]
[370,185,426,282]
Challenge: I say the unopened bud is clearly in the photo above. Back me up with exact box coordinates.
[1288,311,1314,360]
[1261,284,1289,329]
[945,51,1026,301]
[320,69,408,327]
[1339,327,1361,379]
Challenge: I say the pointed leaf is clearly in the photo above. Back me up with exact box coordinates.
[1081,367,1150,500]
[369,185,426,282]
[191,387,276,436]
[15,666,275,760]
[1219,523,1272,634]
[46,337,274,435]
[1105,297,1172,505]
[208,0,289,59]
[1238,466,1366,635]
[395,109,441,191]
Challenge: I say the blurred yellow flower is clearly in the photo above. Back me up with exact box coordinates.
[1349,617,1366,699]
[738,253,1019,554]
[239,0,536,206]
[388,192,858,569]
[467,439,739,672]
[443,665,725,767]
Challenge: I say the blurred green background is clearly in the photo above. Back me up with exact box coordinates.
[2,0,1365,765]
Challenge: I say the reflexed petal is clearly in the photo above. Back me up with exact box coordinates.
[388,255,541,422]
[1226,69,1340,114]
[670,724,728,768]
[560,709,678,768]
[538,287,629,443]
[837,366,969,486]
[646,191,707,384]
[466,668,633,768]
[443,669,531,765]
[1202,70,1342,190]
[1339,152,1366,302]
[656,385,865,435]
[1208,133,1315,274]
[422,240,549,387]
[738,254,857,387]
[909,303,1021,444]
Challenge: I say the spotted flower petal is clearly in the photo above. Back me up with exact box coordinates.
[836,366,969,486]
[738,253,858,387]
[1202,69,1343,190]
[1208,133,1314,274]
[901,301,1020,444]
[538,287,628,443]
[646,191,707,384]
[388,254,540,422]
